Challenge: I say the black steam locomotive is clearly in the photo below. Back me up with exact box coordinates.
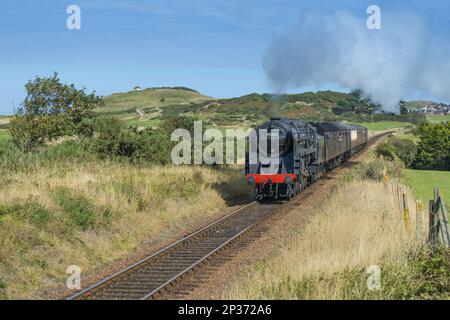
[245,118,368,200]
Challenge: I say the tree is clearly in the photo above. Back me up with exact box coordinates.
[413,122,450,170]
[9,73,102,151]
[397,100,411,115]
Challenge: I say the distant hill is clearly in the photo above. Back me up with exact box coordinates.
[403,100,436,110]
[97,87,428,128]
[98,87,212,116]
[98,88,362,128]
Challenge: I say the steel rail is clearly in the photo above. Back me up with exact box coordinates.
[67,200,258,300]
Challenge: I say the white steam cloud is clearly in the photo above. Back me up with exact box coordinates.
[263,10,450,112]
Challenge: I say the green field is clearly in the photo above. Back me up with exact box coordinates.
[404,169,450,203]
[426,114,450,124]
[355,121,411,131]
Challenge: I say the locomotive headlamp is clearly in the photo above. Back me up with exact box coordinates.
[284,176,293,184]
[247,176,255,185]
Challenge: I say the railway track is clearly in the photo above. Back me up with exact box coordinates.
[67,132,390,300]
[68,200,288,300]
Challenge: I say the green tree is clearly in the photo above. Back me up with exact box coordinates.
[413,122,450,170]
[9,73,102,151]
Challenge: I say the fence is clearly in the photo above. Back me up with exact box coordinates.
[428,188,450,248]
[385,179,426,244]
[385,179,449,248]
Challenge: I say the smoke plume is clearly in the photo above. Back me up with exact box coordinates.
[263,10,450,112]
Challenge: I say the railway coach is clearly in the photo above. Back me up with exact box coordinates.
[245,118,368,200]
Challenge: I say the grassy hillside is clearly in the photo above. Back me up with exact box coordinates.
[404,100,435,110]
[100,88,421,130]
[100,87,211,114]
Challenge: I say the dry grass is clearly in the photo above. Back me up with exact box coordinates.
[227,179,427,299]
[0,162,247,299]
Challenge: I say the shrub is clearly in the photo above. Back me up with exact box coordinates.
[54,188,96,231]
[390,138,417,167]
[0,196,53,228]
[88,117,173,164]
[160,116,199,135]
[88,116,124,157]
[413,122,450,170]
[375,143,397,161]
[10,73,102,151]
[376,137,418,167]
[356,157,404,181]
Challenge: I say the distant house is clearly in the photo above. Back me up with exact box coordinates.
[133,85,141,91]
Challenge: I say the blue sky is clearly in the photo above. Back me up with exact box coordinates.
[1,0,449,114]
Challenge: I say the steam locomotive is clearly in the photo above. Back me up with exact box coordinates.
[245,118,368,200]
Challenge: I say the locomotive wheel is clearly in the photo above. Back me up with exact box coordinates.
[286,185,292,201]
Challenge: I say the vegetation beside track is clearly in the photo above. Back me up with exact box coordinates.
[227,154,449,300]
[0,160,247,299]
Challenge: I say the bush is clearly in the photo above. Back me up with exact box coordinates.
[376,137,417,167]
[88,117,173,164]
[413,122,450,170]
[54,188,96,231]
[356,157,404,181]
[0,196,53,228]
[122,129,172,164]
[390,138,417,167]
[10,73,102,151]
[160,116,199,135]
[375,143,397,161]
[87,117,124,157]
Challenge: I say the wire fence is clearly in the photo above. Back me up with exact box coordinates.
[428,188,450,249]
[384,175,449,249]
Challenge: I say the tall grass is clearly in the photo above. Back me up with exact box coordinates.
[0,159,247,299]
[227,179,427,299]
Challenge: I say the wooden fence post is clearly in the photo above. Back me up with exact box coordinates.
[403,193,410,230]
[416,200,424,243]
[429,199,436,245]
